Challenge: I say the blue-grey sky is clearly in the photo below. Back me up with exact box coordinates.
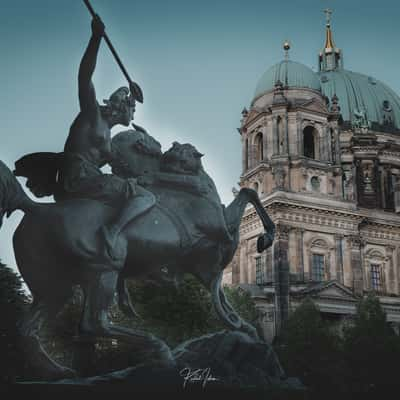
[1,0,399,269]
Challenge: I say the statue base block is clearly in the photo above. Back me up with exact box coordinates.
[16,330,304,394]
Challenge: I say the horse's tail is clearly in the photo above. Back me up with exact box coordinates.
[0,160,36,228]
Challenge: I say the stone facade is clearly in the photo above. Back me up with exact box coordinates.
[223,17,400,342]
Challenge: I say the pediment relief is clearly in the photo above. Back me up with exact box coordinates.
[301,281,356,300]
[318,286,355,299]
[306,102,328,114]
[296,97,328,113]
[365,249,385,261]
[310,238,328,248]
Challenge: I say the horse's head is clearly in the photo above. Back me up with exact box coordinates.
[161,142,204,175]
[111,129,162,178]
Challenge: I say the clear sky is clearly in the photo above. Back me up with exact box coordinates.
[1,0,399,269]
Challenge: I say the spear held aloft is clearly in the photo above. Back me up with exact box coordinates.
[83,0,143,103]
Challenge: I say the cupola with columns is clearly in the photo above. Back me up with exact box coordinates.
[239,9,400,213]
[240,42,342,202]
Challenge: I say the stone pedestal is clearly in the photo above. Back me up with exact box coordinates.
[72,336,97,377]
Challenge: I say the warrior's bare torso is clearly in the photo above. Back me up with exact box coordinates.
[64,110,112,167]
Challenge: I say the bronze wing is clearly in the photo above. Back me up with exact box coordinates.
[14,152,63,198]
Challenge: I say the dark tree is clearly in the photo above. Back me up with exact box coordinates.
[343,293,400,392]
[0,260,29,383]
[275,297,345,392]
[124,275,259,347]
[223,285,259,326]
[34,277,261,376]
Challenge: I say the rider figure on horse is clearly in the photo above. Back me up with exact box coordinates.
[60,15,155,261]
[15,15,233,260]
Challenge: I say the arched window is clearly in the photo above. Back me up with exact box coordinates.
[311,254,325,281]
[365,249,386,294]
[255,132,263,162]
[303,126,317,159]
[370,264,383,291]
[308,238,330,282]
[255,255,265,285]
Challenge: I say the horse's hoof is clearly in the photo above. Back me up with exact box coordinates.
[58,366,78,380]
[257,234,273,252]
[120,303,142,320]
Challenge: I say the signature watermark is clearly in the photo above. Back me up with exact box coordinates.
[179,367,220,389]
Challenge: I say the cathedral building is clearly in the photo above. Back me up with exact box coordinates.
[223,11,400,342]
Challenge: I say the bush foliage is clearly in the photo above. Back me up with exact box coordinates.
[123,274,259,346]
[275,293,400,393]
[0,260,30,383]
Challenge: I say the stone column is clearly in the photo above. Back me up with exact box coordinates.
[262,125,268,161]
[325,125,332,162]
[317,125,324,161]
[349,235,363,295]
[242,136,248,173]
[239,239,248,283]
[282,115,288,154]
[273,224,290,335]
[334,127,341,164]
[297,117,303,156]
[394,176,400,213]
[296,228,305,281]
[231,250,241,285]
[251,143,258,169]
[287,115,297,155]
[326,251,332,280]
[387,246,395,294]
[335,234,344,284]
[398,247,400,295]
[265,247,273,282]
[272,116,279,155]
[317,125,325,161]
[375,160,383,209]
[247,135,255,169]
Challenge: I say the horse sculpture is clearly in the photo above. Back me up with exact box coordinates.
[0,129,275,379]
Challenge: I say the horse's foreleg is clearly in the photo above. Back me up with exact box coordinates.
[244,188,275,252]
[117,275,141,320]
[79,267,119,335]
[18,300,77,380]
[79,267,174,367]
[210,271,260,341]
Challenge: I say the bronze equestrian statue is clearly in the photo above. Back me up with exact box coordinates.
[0,14,276,380]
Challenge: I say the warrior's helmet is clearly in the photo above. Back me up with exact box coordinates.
[103,87,134,112]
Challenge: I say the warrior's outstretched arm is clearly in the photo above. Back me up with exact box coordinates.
[78,15,105,114]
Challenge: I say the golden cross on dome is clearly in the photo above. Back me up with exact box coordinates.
[323,8,335,49]
[324,8,333,26]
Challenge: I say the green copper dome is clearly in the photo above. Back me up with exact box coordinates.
[254,60,321,99]
[319,70,400,130]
